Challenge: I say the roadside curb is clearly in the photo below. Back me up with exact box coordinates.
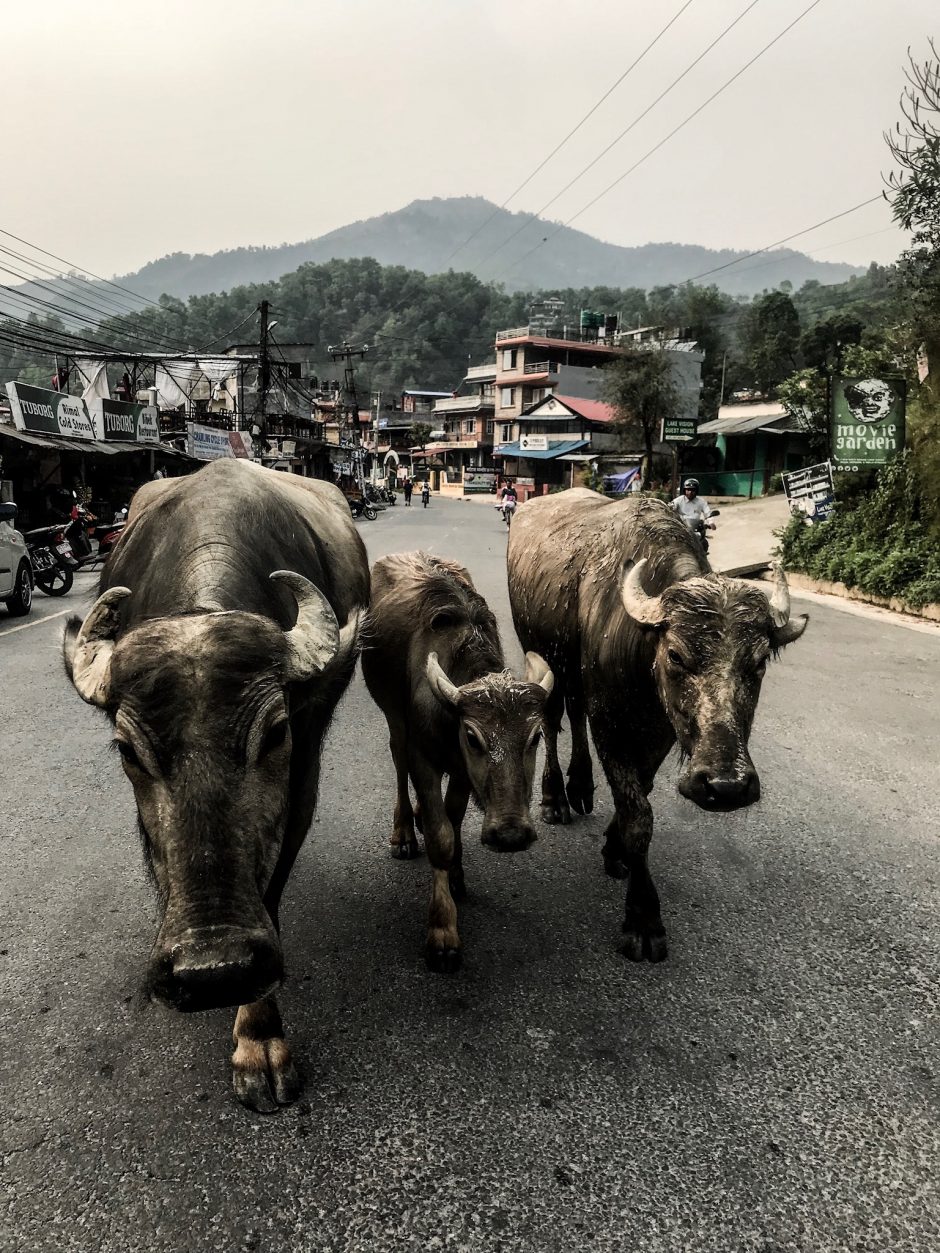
[770,571,940,623]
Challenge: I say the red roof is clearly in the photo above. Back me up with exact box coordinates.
[552,395,616,424]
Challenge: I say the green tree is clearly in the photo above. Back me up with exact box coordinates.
[409,421,433,466]
[603,346,680,488]
[739,290,802,394]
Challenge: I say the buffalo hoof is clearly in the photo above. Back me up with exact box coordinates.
[566,777,595,816]
[621,919,668,964]
[425,938,463,974]
[231,1037,302,1114]
[541,800,571,826]
[391,834,421,860]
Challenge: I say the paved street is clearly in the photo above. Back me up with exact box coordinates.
[2,496,938,1253]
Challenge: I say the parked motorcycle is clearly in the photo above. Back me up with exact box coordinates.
[63,505,126,568]
[362,484,388,511]
[23,524,76,596]
[348,497,378,522]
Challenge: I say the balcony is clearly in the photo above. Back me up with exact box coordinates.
[465,362,497,380]
[524,360,560,375]
[434,394,492,414]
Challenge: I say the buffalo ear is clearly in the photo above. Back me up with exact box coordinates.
[771,613,809,650]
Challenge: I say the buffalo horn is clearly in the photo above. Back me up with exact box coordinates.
[66,585,131,707]
[620,558,666,626]
[426,651,460,706]
[270,570,340,681]
[767,563,791,627]
[523,651,554,695]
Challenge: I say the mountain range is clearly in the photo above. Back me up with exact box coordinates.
[113,197,862,303]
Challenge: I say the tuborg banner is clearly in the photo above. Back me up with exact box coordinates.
[6,381,97,441]
[89,397,160,444]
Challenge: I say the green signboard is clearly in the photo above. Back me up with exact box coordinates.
[91,398,160,443]
[5,381,97,440]
[663,416,698,443]
[830,376,906,469]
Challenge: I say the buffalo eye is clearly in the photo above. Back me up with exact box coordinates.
[115,739,143,773]
[259,720,289,759]
[666,648,688,671]
[463,725,486,754]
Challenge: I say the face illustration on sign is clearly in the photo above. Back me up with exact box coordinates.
[843,378,896,425]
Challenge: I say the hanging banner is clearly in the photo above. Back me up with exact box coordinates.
[781,461,835,525]
[186,422,254,461]
[90,398,160,444]
[462,466,497,494]
[830,377,906,469]
[5,381,97,441]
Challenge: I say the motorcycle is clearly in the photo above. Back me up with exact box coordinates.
[363,484,388,511]
[23,524,76,596]
[691,508,720,555]
[348,497,378,522]
[64,507,127,569]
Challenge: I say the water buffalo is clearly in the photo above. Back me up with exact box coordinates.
[361,552,553,971]
[63,459,369,1112]
[507,489,807,962]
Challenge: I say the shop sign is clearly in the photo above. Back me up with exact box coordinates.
[662,417,698,443]
[463,466,496,494]
[91,398,160,443]
[781,461,835,525]
[830,377,906,469]
[518,434,548,452]
[186,422,254,461]
[6,381,97,441]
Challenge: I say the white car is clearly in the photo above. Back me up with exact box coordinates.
[0,502,33,617]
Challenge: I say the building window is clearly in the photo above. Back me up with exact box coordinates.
[501,348,517,371]
[500,387,515,408]
[482,384,495,401]
[500,423,513,442]
[485,419,494,435]
[463,418,475,435]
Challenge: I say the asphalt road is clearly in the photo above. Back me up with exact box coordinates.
[2,497,938,1253]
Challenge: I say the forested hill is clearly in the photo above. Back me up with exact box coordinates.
[113,197,862,303]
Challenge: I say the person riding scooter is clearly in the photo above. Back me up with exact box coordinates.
[670,478,716,551]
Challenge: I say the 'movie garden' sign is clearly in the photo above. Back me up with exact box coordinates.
[830,376,906,469]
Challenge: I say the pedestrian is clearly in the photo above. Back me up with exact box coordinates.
[403,477,413,506]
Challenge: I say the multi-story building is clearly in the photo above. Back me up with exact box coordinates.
[426,362,497,487]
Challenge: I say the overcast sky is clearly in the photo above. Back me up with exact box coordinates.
[2,0,935,281]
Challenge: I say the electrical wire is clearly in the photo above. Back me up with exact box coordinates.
[476,0,765,270]
[496,0,827,284]
[442,0,698,267]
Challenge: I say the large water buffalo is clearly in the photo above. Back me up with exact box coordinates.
[361,552,552,971]
[507,489,807,962]
[63,459,369,1112]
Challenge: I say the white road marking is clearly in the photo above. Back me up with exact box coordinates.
[0,607,75,638]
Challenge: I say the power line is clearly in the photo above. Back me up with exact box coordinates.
[442,0,698,267]
[476,0,765,270]
[497,0,827,284]
[681,195,884,282]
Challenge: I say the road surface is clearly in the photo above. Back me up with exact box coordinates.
[2,496,937,1252]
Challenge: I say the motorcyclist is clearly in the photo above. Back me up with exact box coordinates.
[498,480,518,525]
[670,478,714,542]
[421,481,431,508]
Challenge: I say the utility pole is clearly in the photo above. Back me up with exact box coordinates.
[258,299,271,438]
[328,341,369,488]
[372,389,381,485]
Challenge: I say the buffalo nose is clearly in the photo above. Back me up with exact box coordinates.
[154,926,282,1012]
[704,773,760,808]
[482,824,536,852]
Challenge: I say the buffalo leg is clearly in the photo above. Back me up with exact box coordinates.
[232,994,301,1113]
[411,755,461,972]
[444,776,470,902]
[594,746,667,963]
[388,721,419,859]
[564,689,595,816]
[540,679,570,826]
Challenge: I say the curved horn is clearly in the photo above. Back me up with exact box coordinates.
[621,558,666,627]
[270,570,340,681]
[767,562,791,628]
[426,651,460,707]
[523,651,554,696]
[64,586,131,707]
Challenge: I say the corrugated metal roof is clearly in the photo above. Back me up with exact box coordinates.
[698,403,802,436]
[494,438,589,460]
[0,424,192,457]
